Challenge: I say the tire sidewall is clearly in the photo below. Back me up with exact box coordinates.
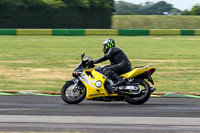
[125,79,151,105]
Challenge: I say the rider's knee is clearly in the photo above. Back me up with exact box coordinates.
[103,68,112,76]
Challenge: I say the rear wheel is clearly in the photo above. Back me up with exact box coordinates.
[61,81,86,104]
[125,79,151,105]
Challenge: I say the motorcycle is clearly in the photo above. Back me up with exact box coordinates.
[61,53,156,105]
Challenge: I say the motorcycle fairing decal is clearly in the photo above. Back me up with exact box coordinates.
[79,76,97,88]
[89,90,105,97]
[79,69,118,99]
[95,81,102,88]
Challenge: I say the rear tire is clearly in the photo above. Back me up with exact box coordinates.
[61,81,86,104]
[125,79,151,105]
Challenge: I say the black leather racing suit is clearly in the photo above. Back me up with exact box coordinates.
[94,47,132,82]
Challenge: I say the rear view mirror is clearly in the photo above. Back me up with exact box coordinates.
[81,53,85,60]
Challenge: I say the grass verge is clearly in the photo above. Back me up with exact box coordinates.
[0,36,200,93]
[112,15,200,29]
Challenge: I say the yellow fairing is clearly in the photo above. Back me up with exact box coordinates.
[121,66,156,79]
[80,69,117,99]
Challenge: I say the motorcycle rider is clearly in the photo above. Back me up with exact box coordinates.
[91,38,132,87]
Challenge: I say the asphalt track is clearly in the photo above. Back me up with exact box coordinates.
[0,96,200,133]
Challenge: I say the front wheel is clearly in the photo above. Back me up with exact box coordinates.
[125,79,151,105]
[61,81,86,104]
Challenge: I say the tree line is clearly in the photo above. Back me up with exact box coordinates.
[115,1,200,15]
[115,1,181,15]
[0,0,199,29]
[0,0,114,28]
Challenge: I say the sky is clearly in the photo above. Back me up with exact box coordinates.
[115,0,200,10]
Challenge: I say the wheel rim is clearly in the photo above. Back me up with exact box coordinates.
[64,83,85,101]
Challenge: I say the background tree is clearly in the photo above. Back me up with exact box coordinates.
[115,1,181,15]
[191,4,200,15]
[181,4,200,15]
[114,1,140,15]
[148,1,173,15]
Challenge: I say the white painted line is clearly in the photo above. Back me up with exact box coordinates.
[0,115,200,126]
[0,108,36,111]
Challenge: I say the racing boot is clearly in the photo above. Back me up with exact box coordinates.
[109,72,126,87]
[113,77,126,87]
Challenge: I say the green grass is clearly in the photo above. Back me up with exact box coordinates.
[0,36,200,93]
[112,15,200,29]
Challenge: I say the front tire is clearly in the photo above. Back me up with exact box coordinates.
[125,79,151,105]
[61,81,86,104]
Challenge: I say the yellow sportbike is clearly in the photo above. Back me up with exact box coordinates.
[61,53,156,105]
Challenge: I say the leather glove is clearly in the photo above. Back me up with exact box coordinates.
[89,60,94,64]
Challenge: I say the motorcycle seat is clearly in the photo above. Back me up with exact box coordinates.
[121,66,145,75]
[132,66,145,69]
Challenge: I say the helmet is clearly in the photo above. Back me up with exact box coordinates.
[102,38,115,54]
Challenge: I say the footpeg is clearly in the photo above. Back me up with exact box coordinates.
[151,87,156,92]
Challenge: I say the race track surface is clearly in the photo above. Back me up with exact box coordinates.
[0,96,200,133]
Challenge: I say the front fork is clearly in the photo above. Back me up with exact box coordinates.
[66,78,80,91]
